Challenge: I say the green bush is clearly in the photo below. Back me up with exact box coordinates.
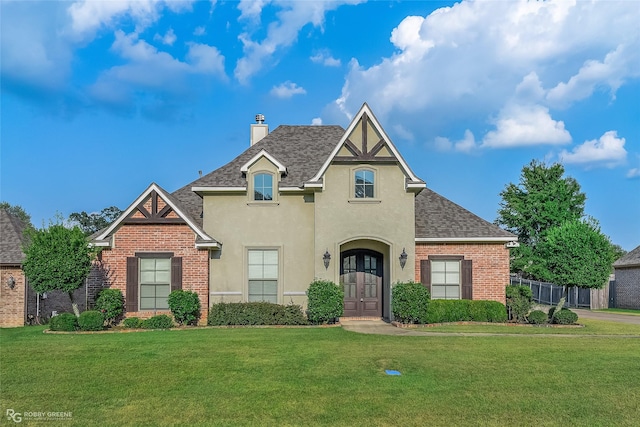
[307,280,344,324]
[78,310,104,331]
[528,310,548,324]
[142,314,174,329]
[123,317,143,329]
[207,302,308,326]
[49,313,78,331]
[391,282,430,324]
[94,288,124,327]
[551,308,578,325]
[506,285,533,323]
[168,290,201,326]
[426,300,507,323]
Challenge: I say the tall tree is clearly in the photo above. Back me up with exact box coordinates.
[537,218,615,316]
[495,160,586,277]
[68,206,122,236]
[22,222,97,316]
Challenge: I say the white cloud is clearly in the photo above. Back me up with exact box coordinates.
[154,28,176,46]
[547,44,640,108]
[89,31,226,111]
[193,26,206,36]
[310,50,341,67]
[311,117,323,125]
[234,0,363,84]
[482,104,571,148]
[626,168,640,179]
[270,81,306,98]
[435,129,477,153]
[328,0,639,148]
[560,131,627,167]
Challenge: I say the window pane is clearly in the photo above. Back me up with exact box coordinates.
[263,265,278,279]
[140,284,155,297]
[431,261,446,273]
[156,285,170,298]
[263,250,278,265]
[432,272,446,284]
[445,285,460,299]
[248,265,263,279]
[446,272,460,284]
[254,174,273,201]
[155,270,171,284]
[140,297,156,310]
[364,184,374,198]
[431,285,446,299]
[140,271,156,284]
[248,250,263,265]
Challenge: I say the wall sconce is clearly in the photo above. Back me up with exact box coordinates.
[323,250,331,269]
[399,248,408,270]
[6,275,16,290]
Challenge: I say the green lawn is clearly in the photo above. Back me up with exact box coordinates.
[2,324,639,426]
[418,318,640,335]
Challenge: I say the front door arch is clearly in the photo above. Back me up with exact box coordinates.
[340,249,382,317]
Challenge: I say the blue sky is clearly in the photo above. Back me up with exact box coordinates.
[1,0,639,250]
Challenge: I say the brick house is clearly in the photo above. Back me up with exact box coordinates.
[0,209,28,327]
[613,245,640,309]
[92,103,516,323]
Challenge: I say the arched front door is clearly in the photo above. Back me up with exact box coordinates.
[340,249,383,317]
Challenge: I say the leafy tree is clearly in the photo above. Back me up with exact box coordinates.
[0,202,33,228]
[496,160,586,277]
[68,206,122,236]
[22,223,97,316]
[537,218,615,318]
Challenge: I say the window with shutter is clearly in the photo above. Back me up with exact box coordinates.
[425,256,472,300]
[125,253,182,312]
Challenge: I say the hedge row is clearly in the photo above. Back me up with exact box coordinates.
[207,302,308,326]
[425,299,508,324]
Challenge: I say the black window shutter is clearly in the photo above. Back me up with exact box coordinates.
[420,260,431,293]
[461,259,473,300]
[126,257,138,312]
[171,257,182,292]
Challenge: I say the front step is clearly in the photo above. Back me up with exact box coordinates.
[339,316,383,322]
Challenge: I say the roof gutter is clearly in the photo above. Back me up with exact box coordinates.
[416,236,518,243]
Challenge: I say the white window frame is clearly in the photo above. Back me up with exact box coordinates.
[247,249,279,303]
[139,257,171,310]
[430,259,461,300]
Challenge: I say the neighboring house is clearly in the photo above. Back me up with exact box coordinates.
[92,103,516,322]
[0,209,28,327]
[613,245,640,309]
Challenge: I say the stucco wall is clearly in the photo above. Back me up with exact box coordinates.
[203,157,315,307]
[415,242,510,303]
[0,266,25,327]
[314,164,416,285]
[614,267,640,309]
[99,224,210,323]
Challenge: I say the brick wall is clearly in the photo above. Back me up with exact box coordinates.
[415,242,510,303]
[99,224,210,324]
[614,267,640,309]
[0,266,25,327]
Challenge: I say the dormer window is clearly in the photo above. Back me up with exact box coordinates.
[254,173,273,201]
[355,169,375,198]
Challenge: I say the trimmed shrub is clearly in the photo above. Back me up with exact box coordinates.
[391,282,430,324]
[94,288,124,327]
[307,280,344,324]
[426,300,507,324]
[506,285,533,323]
[78,310,104,331]
[551,308,578,325]
[207,302,308,326]
[123,317,143,329]
[528,310,548,325]
[49,313,78,331]
[142,314,174,329]
[168,290,201,326]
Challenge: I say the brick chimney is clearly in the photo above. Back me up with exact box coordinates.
[251,114,268,146]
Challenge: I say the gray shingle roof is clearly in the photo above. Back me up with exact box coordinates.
[614,245,640,268]
[0,209,28,265]
[415,188,516,240]
[172,125,346,226]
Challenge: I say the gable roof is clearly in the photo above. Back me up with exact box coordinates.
[310,103,425,189]
[0,209,28,265]
[93,183,220,249]
[415,188,517,242]
[614,245,640,268]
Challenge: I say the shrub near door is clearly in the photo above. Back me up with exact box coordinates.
[392,282,430,324]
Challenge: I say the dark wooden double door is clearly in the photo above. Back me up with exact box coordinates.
[340,249,382,317]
